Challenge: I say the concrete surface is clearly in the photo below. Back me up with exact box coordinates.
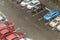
[0,0,60,40]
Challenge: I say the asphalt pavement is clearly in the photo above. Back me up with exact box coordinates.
[0,0,60,40]
[39,0,60,11]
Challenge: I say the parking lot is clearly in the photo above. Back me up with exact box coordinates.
[0,0,60,40]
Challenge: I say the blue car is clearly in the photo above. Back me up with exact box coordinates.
[43,9,59,21]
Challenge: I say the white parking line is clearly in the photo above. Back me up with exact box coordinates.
[45,7,51,11]
[44,22,49,25]
[51,28,55,30]
[32,12,40,17]
[38,17,43,21]
[32,9,46,17]
[16,28,20,31]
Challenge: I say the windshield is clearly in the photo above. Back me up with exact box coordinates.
[47,13,52,16]
[53,20,57,23]
[30,2,38,6]
[15,33,20,37]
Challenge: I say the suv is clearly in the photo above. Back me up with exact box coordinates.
[43,10,59,21]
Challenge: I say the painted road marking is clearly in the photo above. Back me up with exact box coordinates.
[32,9,46,17]
[16,28,20,31]
[38,17,43,21]
[32,7,51,17]
[45,7,51,11]
[44,22,49,25]
[51,28,55,30]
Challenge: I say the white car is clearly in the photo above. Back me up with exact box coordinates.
[26,0,40,9]
[56,24,60,31]
[20,0,33,6]
[49,15,60,27]
[0,12,8,23]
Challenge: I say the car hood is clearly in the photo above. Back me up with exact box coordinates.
[43,14,51,20]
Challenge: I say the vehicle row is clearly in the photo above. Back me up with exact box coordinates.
[14,0,60,31]
[43,9,60,31]
[18,0,60,31]
[15,0,45,14]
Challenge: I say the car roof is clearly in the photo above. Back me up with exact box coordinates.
[1,28,9,34]
[49,10,59,15]
[6,34,16,40]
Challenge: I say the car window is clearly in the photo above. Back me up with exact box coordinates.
[53,20,57,23]
[52,12,57,16]
[1,18,5,21]
[30,2,33,5]
[30,2,38,6]
[47,13,51,16]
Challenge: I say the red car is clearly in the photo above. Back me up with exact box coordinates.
[0,28,16,38]
[0,22,16,32]
[3,32,24,40]
[0,22,16,38]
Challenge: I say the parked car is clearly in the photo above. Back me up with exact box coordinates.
[0,22,16,32]
[20,0,34,7]
[0,28,16,38]
[49,15,60,27]
[3,32,25,40]
[26,0,40,9]
[43,10,59,21]
[0,12,8,23]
